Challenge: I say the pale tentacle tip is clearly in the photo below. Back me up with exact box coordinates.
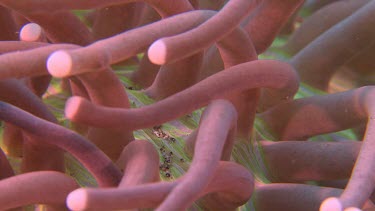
[320,197,343,211]
[65,96,85,121]
[66,188,88,211]
[47,50,73,78]
[148,39,167,65]
[20,23,42,42]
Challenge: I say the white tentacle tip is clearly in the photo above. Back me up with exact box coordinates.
[66,189,88,211]
[64,96,84,121]
[20,23,43,42]
[320,197,343,211]
[148,39,167,65]
[47,50,73,78]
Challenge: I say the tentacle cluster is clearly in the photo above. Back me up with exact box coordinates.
[0,0,373,210]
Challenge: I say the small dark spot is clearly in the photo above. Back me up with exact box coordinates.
[165,172,171,177]
[180,158,185,162]
[160,163,170,171]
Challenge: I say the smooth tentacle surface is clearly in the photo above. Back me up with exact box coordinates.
[258,86,375,209]
[0,1,374,210]
[0,101,122,187]
[46,10,216,78]
[0,43,77,79]
[0,79,64,172]
[260,140,361,182]
[67,161,254,211]
[254,183,374,211]
[156,100,238,210]
[147,0,257,65]
[290,0,375,90]
[65,60,298,131]
[0,171,79,210]
[243,0,304,54]
[283,0,369,56]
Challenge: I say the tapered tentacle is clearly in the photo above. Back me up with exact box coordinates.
[91,3,144,40]
[258,87,370,140]
[214,27,259,140]
[128,52,160,88]
[146,0,257,101]
[0,41,48,52]
[3,3,144,161]
[260,140,361,182]
[1,1,372,210]
[145,53,203,100]
[0,101,122,187]
[243,0,304,54]
[290,0,375,90]
[47,10,216,78]
[9,14,136,161]
[19,22,52,97]
[91,3,144,66]
[117,140,160,186]
[253,183,372,211]
[65,60,298,132]
[283,0,369,56]
[20,11,94,45]
[7,21,135,161]
[345,43,375,82]
[257,86,375,209]
[147,0,257,65]
[76,69,134,160]
[334,90,375,209]
[156,100,238,210]
[0,171,79,210]
[66,161,253,211]
[0,79,64,172]
[0,43,77,79]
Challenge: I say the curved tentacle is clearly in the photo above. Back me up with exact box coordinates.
[47,10,216,78]
[0,101,122,187]
[67,161,253,211]
[256,86,375,209]
[156,100,237,210]
[0,79,64,172]
[290,0,375,90]
[147,0,257,65]
[65,60,298,132]
[116,140,160,186]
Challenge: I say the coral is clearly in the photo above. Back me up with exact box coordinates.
[0,0,374,210]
